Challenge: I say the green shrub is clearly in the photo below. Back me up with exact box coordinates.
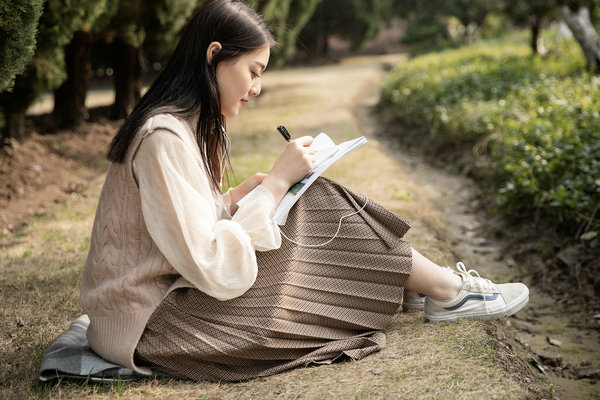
[0,0,44,93]
[379,30,599,239]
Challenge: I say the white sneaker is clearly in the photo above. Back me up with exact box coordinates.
[424,262,529,322]
[402,289,425,312]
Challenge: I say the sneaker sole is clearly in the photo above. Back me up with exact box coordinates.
[402,303,424,312]
[424,288,529,322]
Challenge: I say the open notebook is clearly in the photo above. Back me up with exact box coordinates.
[238,132,366,225]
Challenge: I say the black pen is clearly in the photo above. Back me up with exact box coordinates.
[277,125,292,142]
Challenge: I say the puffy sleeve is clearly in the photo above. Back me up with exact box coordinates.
[133,128,281,300]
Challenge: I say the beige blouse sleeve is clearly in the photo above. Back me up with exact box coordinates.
[133,128,281,301]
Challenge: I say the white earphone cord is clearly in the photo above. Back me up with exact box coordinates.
[280,195,369,247]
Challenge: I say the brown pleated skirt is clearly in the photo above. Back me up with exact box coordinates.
[134,178,412,381]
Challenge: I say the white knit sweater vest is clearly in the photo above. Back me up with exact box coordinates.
[80,115,195,374]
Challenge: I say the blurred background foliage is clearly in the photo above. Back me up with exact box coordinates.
[1,0,599,139]
[0,1,599,276]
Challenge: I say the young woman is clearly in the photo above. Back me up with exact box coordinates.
[80,0,529,382]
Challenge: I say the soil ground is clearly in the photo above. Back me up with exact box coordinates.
[1,53,598,399]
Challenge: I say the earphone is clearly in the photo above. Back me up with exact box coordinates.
[279,194,369,247]
[219,126,231,191]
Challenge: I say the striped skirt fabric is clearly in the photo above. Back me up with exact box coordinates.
[134,178,412,381]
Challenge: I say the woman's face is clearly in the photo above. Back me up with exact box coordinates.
[216,45,270,118]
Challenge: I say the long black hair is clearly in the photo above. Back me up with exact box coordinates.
[106,0,275,190]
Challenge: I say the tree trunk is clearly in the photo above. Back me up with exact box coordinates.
[318,15,330,58]
[321,35,329,58]
[561,5,600,72]
[314,32,329,58]
[53,29,92,127]
[1,111,26,143]
[531,17,541,54]
[111,39,145,120]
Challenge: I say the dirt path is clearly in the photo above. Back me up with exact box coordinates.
[3,53,597,399]
[371,128,600,400]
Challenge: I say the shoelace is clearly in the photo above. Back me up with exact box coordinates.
[452,262,496,314]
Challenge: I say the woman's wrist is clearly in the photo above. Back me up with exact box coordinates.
[228,173,268,215]
[261,174,290,203]
[227,187,241,215]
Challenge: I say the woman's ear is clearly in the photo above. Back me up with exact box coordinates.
[207,42,222,65]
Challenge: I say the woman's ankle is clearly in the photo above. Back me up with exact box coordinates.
[431,271,463,302]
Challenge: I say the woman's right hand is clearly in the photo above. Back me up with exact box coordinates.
[261,136,315,202]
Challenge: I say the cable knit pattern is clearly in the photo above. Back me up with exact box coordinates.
[80,114,281,374]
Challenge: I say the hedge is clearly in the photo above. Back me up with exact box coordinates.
[379,30,599,243]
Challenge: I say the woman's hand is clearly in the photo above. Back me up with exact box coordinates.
[262,136,315,203]
[228,173,267,215]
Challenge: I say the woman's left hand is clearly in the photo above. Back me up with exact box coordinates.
[228,173,267,214]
